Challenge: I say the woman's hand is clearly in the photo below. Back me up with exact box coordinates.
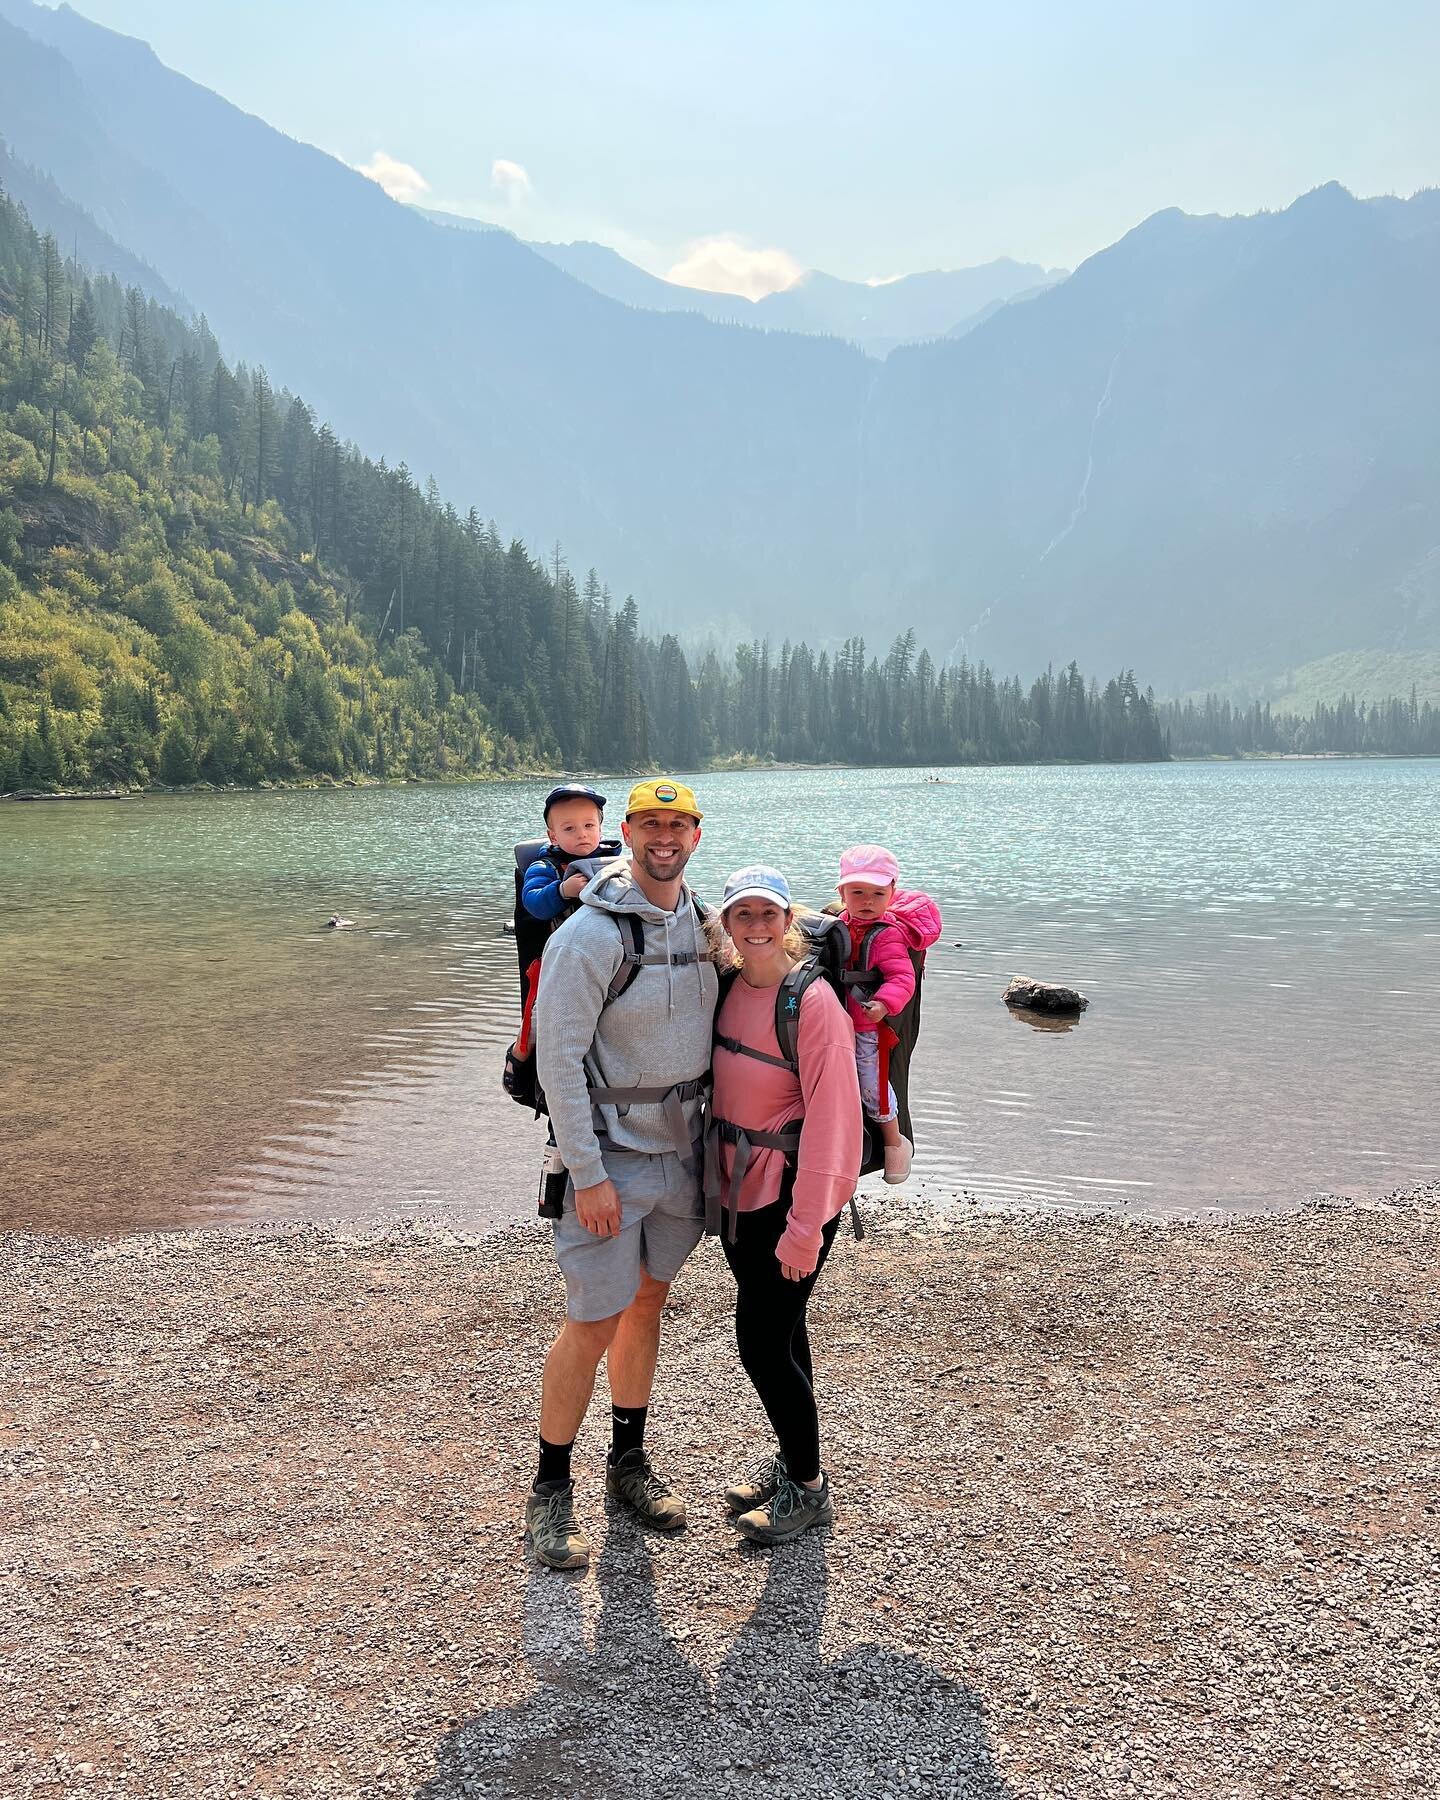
[780,1261,807,1282]
[860,998,887,1023]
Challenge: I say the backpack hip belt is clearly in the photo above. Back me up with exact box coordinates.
[587,1075,711,1166]
[703,1115,803,1243]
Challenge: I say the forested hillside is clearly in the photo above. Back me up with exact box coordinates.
[1,185,1430,794]
[0,183,1179,792]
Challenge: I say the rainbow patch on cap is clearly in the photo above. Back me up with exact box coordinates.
[655,783,678,802]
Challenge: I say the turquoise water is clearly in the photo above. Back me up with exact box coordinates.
[2,760,1437,1233]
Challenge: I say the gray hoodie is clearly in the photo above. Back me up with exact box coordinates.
[535,856,718,1191]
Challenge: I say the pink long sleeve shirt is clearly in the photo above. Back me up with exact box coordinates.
[841,916,917,1032]
[711,976,863,1273]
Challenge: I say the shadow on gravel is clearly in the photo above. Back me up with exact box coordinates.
[417,1515,1010,1799]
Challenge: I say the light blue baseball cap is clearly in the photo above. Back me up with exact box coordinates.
[722,865,791,910]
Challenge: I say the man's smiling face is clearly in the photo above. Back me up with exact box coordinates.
[622,809,701,883]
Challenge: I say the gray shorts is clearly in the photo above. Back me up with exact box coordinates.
[552,1146,705,1322]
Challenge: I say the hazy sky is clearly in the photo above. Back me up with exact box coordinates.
[58,0,1440,292]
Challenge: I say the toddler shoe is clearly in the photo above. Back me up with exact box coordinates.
[883,1136,913,1185]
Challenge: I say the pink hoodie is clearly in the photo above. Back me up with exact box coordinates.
[711,977,862,1273]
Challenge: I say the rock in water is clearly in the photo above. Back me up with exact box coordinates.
[1003,976,1088,1014]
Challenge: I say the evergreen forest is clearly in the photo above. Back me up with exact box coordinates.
[1,182,1434,795]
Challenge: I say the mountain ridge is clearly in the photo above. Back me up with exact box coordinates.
[1,0,1436,691]
[412,207,1062,355]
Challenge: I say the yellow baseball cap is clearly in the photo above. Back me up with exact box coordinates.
[626,777,703,821]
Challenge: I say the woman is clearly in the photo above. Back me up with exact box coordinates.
[707,863,863,1544]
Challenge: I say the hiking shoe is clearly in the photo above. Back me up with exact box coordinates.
[725,1449,787,1515]
[605,1447,687,1532]
[524,1481,590,1571]
[883,1135,913,1185]
[735,1472,835,1545]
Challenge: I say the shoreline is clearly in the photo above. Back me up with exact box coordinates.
[4,1185,1436,1798]
[3,1171,1425,1245]
[4,749,1438,803]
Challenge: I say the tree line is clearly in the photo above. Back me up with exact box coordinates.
[0,181,1432,793]
[1157,691,1440,758]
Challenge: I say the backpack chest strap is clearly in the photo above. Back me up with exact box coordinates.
[715,1032,797,1074]
[842,921,891,991]
[605,911,710,1002]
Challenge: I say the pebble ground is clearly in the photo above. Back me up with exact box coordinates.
[2,1189,1437,1799]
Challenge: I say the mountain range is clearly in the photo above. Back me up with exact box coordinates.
[1,0,1437,693]
[418,210,1062,358]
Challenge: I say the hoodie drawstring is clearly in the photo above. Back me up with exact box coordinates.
[664,910,675,1017]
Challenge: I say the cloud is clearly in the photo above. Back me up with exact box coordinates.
[356,150,431,204]
[664,235,804,301]
[865,273,906,287]
[491,159,533,206]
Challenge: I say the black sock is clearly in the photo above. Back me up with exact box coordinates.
[535,1434,574,1491]
[608,1403,648,1463]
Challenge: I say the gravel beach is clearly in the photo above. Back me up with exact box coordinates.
[3,1191,1437,1799]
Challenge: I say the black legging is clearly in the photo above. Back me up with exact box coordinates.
[720,1176,843,1485]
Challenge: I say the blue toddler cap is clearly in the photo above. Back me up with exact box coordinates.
[544,783,606,817]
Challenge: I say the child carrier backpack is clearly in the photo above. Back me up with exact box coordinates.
[503,841,714,1216]
[706,911,870,1243]
[503,837,623,1112]
[835,890,943,1178]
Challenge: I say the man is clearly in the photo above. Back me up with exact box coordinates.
[526,778,717,1570]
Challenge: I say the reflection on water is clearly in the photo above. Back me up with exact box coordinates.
[2,760,1437,1235]
[1007,1007,1079,1035]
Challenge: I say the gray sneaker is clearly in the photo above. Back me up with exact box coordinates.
[524,1481,590,1570]
[605,1447,687,1531]
[735,1472,834,1545]
[725,1450,787,1515]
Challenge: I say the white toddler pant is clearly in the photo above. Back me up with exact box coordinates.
[854,1030,897,1124]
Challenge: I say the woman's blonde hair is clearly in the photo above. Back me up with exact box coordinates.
[708,903,819,972]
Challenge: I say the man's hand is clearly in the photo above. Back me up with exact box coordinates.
[559,871,587,899]
[860,999,887,1024]
[575,1177,622,1237]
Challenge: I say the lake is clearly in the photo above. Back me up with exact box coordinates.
[2,760,1436,1236]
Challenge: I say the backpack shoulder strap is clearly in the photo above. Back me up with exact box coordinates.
[774,959,823,1069]
[712,960,809,1074]
[605,913,646,1005]
[860,921,891,968]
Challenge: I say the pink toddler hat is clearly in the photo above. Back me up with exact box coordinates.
[838,844,899,888]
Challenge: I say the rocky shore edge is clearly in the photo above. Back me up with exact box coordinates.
[3,1187,1437,1799]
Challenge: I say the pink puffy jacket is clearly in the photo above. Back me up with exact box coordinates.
[842,890,944,1032]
